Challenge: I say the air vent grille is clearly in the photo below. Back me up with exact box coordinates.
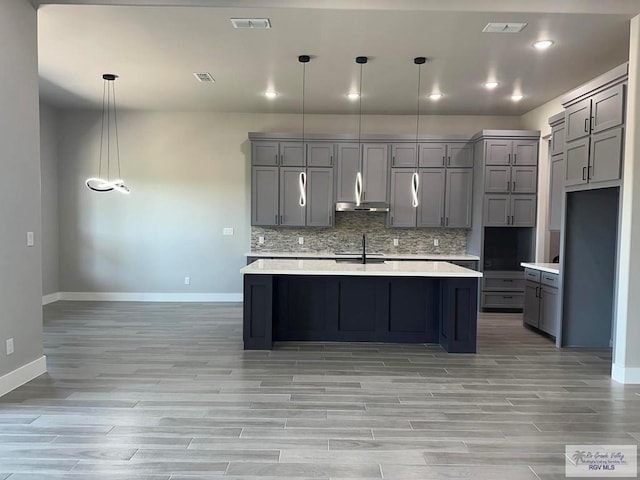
[230,18,271,29]
[482,22,527,33]
[193,72,215,83]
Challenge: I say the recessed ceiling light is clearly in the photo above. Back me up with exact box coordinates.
[347,92,360,100]
[533,40,554,50]
[264,90,278,99]
[511,94,524,102]
[485,81,499,90]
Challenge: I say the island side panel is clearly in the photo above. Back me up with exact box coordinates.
[439,278,479,353]
[386,278,439,343]
[243,274,274,350]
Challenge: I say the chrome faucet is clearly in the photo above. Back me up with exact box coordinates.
[361,234,367,264]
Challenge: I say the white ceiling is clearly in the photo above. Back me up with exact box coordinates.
[37,2,637,115]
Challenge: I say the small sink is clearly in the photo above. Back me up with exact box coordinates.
[334,258,386,264]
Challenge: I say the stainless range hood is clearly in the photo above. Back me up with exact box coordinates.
[335,202,390,212]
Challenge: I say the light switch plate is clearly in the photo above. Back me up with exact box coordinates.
[6,338,14,355]
[184,276,190,285]
[27,232,34,247]
[223,228,234,236]
[393,238,399,246]
[433,238,439,247]
[298,237,304,245]
[258,236,265,244]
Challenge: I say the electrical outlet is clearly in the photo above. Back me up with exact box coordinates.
[6,338,14,355]
[26,232,34,247]
[433,238,439,247]
[223,227,234,236]
[298,236,304,245]
[393,238,399,246]
[184,276,190,285]
[258,236,265,245]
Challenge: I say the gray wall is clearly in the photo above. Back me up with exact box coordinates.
[55,110,520,294]
[0,0,43,377]
[40,103,59,296]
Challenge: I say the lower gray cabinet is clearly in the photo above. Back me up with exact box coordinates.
[539,285,559,335]
[306,168,334,227]
[445,169,472,228]
[279,167,306,226]
[251,166,279,226]
[482,271,525,310]
[523,268,560,337]
[523,281,540,328]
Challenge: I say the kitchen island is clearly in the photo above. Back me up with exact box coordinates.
[241,259,482,353]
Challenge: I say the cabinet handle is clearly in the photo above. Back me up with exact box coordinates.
[513,181,516,191]
[442,156,446,166]
[503,296,513,299]
[588,165,593,180]
[441,217,444,226]
[503,279,513,283]
[275,154,279,164]
[591,116,595,132]
[448,156,451,166]
[330,155,333,165]
[391,215,394,224]
[392,155,395,165]
[511,215,514,225]
[280,214,283,223]
[508,153,511,164]
[445,217,449,226]
[513,153,517,165]
[584,118,589,133]
[275,214,278,224]
[535,286,539,298]
[582,166,587,181]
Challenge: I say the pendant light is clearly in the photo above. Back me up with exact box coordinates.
[86,74,130,194]
[412,57,427,208]
[355,56,367,207]
[298,55,310,208]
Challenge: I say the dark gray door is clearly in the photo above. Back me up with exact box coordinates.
[591,84,625,134]
[551,123,565,156]
[511,195,537,227]
[511,166,537,194]
[565,98,591,142]
[417,169,445,227]
[280,142,305,166]
[485,139,511,165]
[252,141,279,166]
[391,144,417,168]
[279,167,306,226]
[484,166,510,193]
[336,143,360,202]
[483,195,510,226]
[523,281,540,328]
[513,141,538,166]
[307,143,334,167]
[565,138,590,187]
[362,143,389,202]
[539,286,559,336]
[447,144,473,168]
[548,154,565,231]
[445,169,472,228]
[251,166,279,226]
[389,169,417,227]
[306,168,334,227]
[419,143,446,167]
[589,127,623,184]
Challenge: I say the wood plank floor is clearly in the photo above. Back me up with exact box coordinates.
[0,301,639,479]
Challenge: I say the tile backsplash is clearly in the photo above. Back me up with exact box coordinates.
[251,212,468,254]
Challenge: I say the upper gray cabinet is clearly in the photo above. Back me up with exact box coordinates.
[307,143,334,167]
[486,139,538,166]
[280,143,305,166]
[551,122,566,157]
[306,168,334,227]
[418,169,446,227]
[590,127,623,184]
[336,143,389,203]
[485,140,511,165]
[389,169,418,227]
[336,143,360,202]
[565,137,590,187]
[391,144,417,168]
[548,153,565,231]
[483,194,536,227]
[251,166,279,226]
[565,99,592,143]
[419,143,472,168]
[448,144,473,168]
[484,165,537,194]
[279,167,306,226]
[591,84,625,134]
[252,142,280,166]
[445,169,472,228]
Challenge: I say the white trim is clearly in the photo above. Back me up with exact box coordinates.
[612,364,640,384]
[58,292,243,302]
[0,356,47,397]
[42,292,60,305]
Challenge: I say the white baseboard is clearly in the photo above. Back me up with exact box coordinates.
[612,363,640,384]
[0,356,47,397]
[57,292,243,302]
[42,292,60,305]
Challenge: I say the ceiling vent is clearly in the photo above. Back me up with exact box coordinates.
[230,18,271,29]
[482,22,527,33]
[193,72,215,83]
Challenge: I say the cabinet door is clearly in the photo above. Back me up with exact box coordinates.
[565,138,590,187]
[511,195,537,227]
[548,154,565,231]
[251,166,279,226]
[307,143,334,167]
[391,144,417,168]
[565,98,591,142]
[485,139,512,165]
[523,281,540,328]
[445,169,472,228]
[511,166,537,194]
[539,286,559,336]
[589,127,623,184]
[447,144,473,168]
[483,195,510,226]
[389,170,417,227]
[512,141,538,166]
[419,143,447,167]
[551,123,566,156]
[336,143,360,202]
[417,169,445,227]
[591,84,625,134]
[306,168,334,227]
[484,166,511,193]
[362,143,389,203]
[252,142,279,166]
[279,167,306,226]
[280,142,305,166]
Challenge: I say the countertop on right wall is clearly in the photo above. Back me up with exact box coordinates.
[521,262,560,275]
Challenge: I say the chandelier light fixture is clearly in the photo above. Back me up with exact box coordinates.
[86,74,130,194]
[354,56,368,207]
[298,55,310,208]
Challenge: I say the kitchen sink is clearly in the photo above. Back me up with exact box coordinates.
[334,258,386,264]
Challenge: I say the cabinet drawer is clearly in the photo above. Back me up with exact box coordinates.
[524,268,541,282]
[541,272,559,288]
[482,277,525,291]
[482,292,524,309]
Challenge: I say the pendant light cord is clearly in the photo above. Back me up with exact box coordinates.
[112,81,122,180]
[99,79,106,180]
[415,63,422,148]
[358,61,363,146]
[107,79,111,181]
[302,61,306,146]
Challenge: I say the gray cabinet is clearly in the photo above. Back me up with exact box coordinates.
[485,139,511,165]
[511,167,537,193]
[551,123,566,156]
[589,127,623,184]
[523,281,540,328]
[252,142,280,166]
[389,169,418,227]
[307,143,334,167]
[306,168,334,227]
[279,167,334,227]
[485,139,537,166]
[523,268,560,337]
[280,143,305,166]
[484,195,535,227]
[419,143,447,167]
[565,137,589,187]
[511,195,537,227]
[548,154,565,231]
[251,166,279,226]
[591,84,625,134]
[362,143,389,203]
[336,143,360,202]
[279,167,306,226]
[445,169,472,228]
[513,141,538,166]
[391,144,417,168]
[565,99,591,143]
[418,169,445,227]
[484,166,536,194]
[482,271,525,310]
[448,144,473,168]
[539,285,560,335]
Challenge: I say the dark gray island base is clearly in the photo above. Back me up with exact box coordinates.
[242,263,479,353]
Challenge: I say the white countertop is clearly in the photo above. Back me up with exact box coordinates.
[241,259,483,278]
[521,262,560,275]
[246,251,480,261]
